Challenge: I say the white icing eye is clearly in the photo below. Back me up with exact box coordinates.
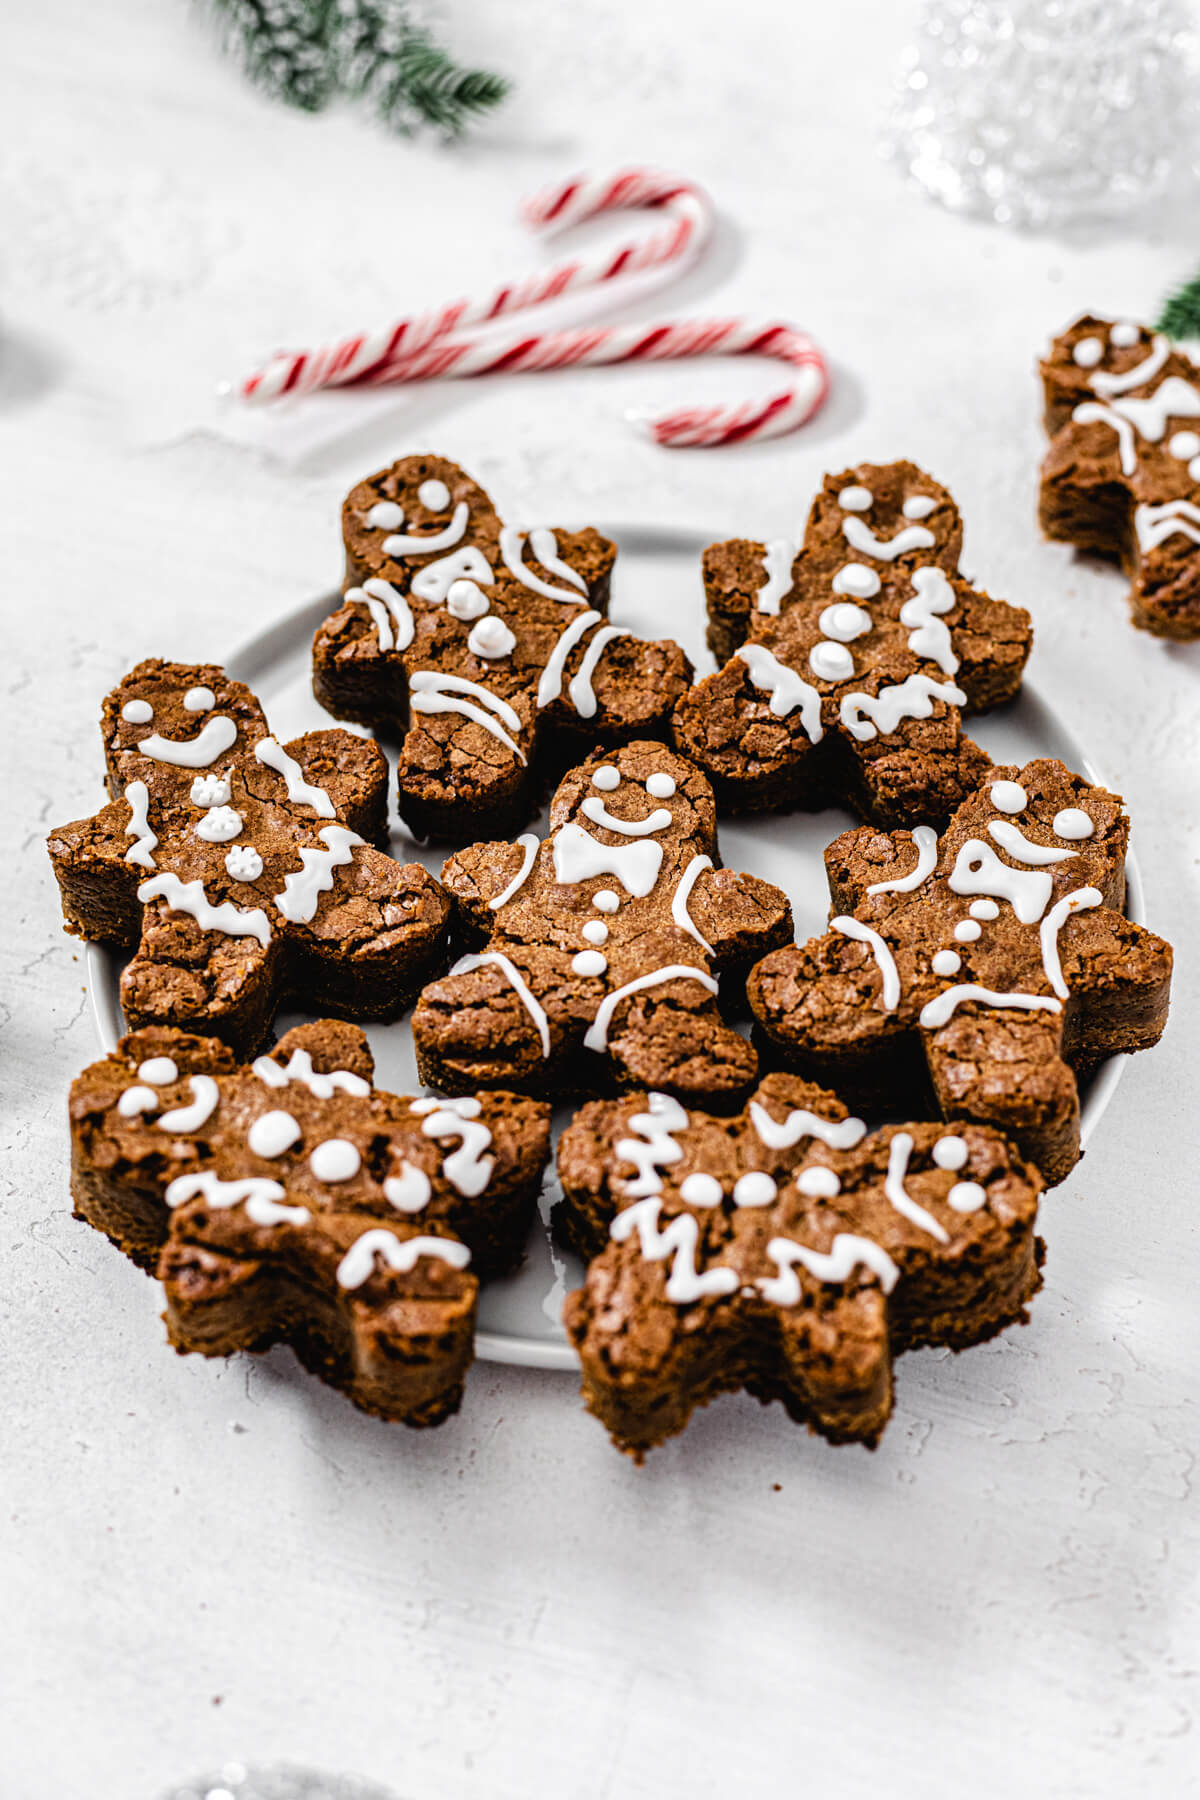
[1110,321,1140,348]
[838,485,873,512]
[572,949,607,977]
[809,641,855,681]
[831,564,881,599]
[680,1172,723,1207]
[468,614,516,659]
[989,780,1027,814]
[931,949,961,977]
[1052,807,1095,840]
[593,889,620,913]
[118,1085,159,1118]
[138,1057,178,1085]
[366,500,404,530]
[447,579,490,621]
[191,773,232,807]
[225,845,263,882]
[948,1180,987,1213]
[1072,336,1104,368]
[183,686,215,712]
[954,919,981,943]
[969,900,1000,920]
[122,699,153,724]
[418,478,451,511]
[310,1138,361,1182]
[592,766,620,792]
[194,805,242,843]
[733,1171,777,1207]
[1168,430,1200,461]
[933,1135,968,1171]
[796,1166,841,1198]
[249,1110,302,1157]
[903,495,937,519]
[645,773,676,799]
[819,602,873,641]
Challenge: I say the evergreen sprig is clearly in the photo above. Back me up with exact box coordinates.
[204,0,507,137]
[1157,270,1200,341]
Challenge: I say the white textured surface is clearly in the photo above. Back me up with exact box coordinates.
[2,3,1199,1797]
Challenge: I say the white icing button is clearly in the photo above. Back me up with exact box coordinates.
[138,1057,179,1085]
[948,1180,988,1213]
[183,686,215,712]
[838,485,873,512]
[809,640,855,682]
[933,1134,969,1171]
[447,579,490,621]
[572,950,608,977]
[796,1166,841,1198]
[468,615,516,659]
[118,1086,159,1118]
[969,899,1000,920]
[1168,430,1200,461]
[225,845,263,882]
[248,1110,302,1158]
[309,1139,361,1183]
[646,773,676,799]
[1072,336,1105,368]
[121,699,153,724]
[680,1173,723,1207]
[190,773,231,807]
[1110,321,1140,348]
[831,563,881,599]
[1189,456,1200,483]
[1052,807,1095,840]
[194,805,242,843]
[592,766,620,791]
[366,500,404,529]
[418,478,451,511]
[989,780,1027,814]
[931,949,961,977]
[581,920,609,945]
[954,919,982,943]
[819,602,873,642]
[733,1171,777,1207]
[594,889,620,913]
[903,495,937,519]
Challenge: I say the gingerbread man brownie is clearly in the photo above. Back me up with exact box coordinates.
[672,461,1032,828]
[69,1020,551,1424]
[559,1073,1044,1458]
[412,742,792,1108]
[312,454,693,839]
[1039,313,1200,637]
[47,660,450,1053]
[746,759,1172,1184]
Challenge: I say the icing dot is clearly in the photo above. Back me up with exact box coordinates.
[190,773,231,807]
[931,949,961,977]
[594,889,620,913]
[933,1134,969,1171]
[572,950,607,977]
[366,500,404,530]
[447,579,489,621]
[138,1057,178,1085]
[118,1086,158,1118]
[468,615,516,659]
[680,1173,723,1207]
[309,1138,361,1183]
[733,1171,777,1207]
[954,919,982,943]
[592,766,620,791]
[809,640,855,682]
[990,780,1027,814]
[194,805,242,844]
[903,495,937,519]
[838,485,873,512]
[796,1166,841,1198]
[646,773,676,799]
[819,602,873,641]
[969,899,1000,921]
[226,845,263,882]
[1189,456,1200,483]
[249,1110,301,1158]
[1053,807,1095,841]
[183,686,215,712]
[1168,430,1200,461]
[831,563,881,599]
[418,478,451,511]
[1072,336,1104,368]
[121,699,153,724]
[1110,321,1140,348]
[948,1181,988,1213]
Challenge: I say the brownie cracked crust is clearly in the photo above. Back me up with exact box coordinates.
[69,1020,551,1425]
[46,659,451,1055]
[412,741,792,1109]
[745,759,1172,1186]
[558,1073,1044,1459]
[312,454,693,840]
[1039,313,1200,638]
[672,460,1032,829]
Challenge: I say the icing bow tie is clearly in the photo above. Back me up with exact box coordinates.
[552,821,664,898]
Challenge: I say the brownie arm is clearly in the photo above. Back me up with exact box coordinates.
[945,578,1033,711]
[440,840,542,933]
[47,796,150,947]
[682,866,793,971]
[279,728,391,848]
[1062,910,1173,1058]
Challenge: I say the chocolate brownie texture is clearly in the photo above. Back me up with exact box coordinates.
[69,1020,551,1425]
[1038,313,1200,638]
[559,1073,1044,1458]
[312,454,693,840]
[46,659,450,1055]
[412,741,792,1109]
[746,759,1172,1185]
[672,461,1032,829]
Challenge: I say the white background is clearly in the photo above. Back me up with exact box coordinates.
[2,2,1199,1796]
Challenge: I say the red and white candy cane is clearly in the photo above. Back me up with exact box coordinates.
[238,168,830,447]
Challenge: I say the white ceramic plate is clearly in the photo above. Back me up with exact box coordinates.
[85,522,1143,1370]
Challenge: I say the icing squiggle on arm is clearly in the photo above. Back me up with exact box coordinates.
[831,916,900,1011]
[758,1233,899,1304]
[450,951,551,1057]
[611,1198,738,1303]
[489,833,539,909]
[336,1229,471,1290]
[1039,885,1103,999]
[137,872,272,947]
[409,671,527,764]
[346,577,415,653]
[866,825,937,896]
[584,965,719,1052]
[884,1131,947,1243]
[756,539,796,614]
[736,643,824,744]
[671,854,714,953]
[254,738,337,818]
[123,780,158,869]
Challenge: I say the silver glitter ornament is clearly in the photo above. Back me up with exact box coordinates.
[161,1765,401,1800]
